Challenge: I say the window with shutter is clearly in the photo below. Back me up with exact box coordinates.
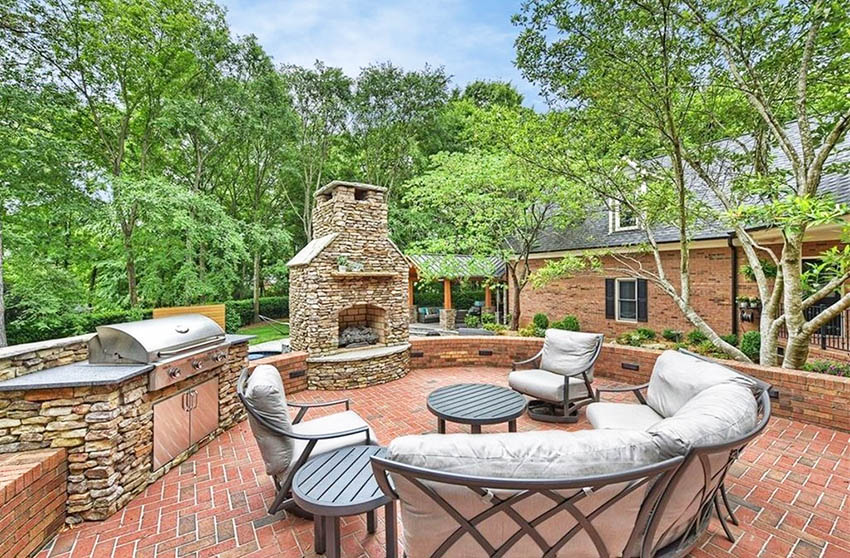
[637,279,648,322]
[605,279,615,319]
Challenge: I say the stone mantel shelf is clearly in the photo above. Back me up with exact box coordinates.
[330,271,398,279]
[307,343,410,363]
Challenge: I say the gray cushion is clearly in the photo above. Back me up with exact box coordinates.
[290,410,376,468]
[388,430,665,558]
[587,402,664,431]
[243,365,293,477]
[646,350,758,417]
[508,369,589,402]
[647,383,758,458]
[540,329,602,380]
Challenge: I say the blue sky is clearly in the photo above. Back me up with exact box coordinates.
[218,0,545,108]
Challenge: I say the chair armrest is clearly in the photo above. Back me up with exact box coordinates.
[511,350,543,371]
[595,383,649,404]
[289,399,351,424]
[283,424,370,441]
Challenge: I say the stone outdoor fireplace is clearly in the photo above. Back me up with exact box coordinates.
[287,181,410,389]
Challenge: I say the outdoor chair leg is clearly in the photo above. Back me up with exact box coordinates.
[720,483,739,526]
[714,493,736,542]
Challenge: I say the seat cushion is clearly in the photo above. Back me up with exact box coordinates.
[387,429,666,558]
[290,410,376,469]
[243,365,293,477]
[508,369,589,402]
[540,329,602,381]
[646,350,759,417]
[648,383,758,458]
[587,402,664,431]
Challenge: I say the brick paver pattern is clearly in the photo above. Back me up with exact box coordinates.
[36,366,850,558]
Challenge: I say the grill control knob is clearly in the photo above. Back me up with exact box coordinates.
[213,352,227,362]
[168,367,181,379]
[191,360,203,370]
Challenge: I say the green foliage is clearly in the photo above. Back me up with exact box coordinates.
[464,314,481,328]
[519,324,544,338]
[532,313,549,330]
[237,323,290,345]
[686,330,708,345]
[740,332,762,363]
[224,297,289,333]
[696,340,720,357]
[720,334,739,347]
[482,322,507,333]
[551,315,581,331]
[803,360,850,378]
[616,331,645,347]
[413,282,484,310]
[662,329,683,342]
[636,328,656,340]
[480,312,496,325]
[740,260,778,282]
[8,308,153,346]
[460,80,524,109]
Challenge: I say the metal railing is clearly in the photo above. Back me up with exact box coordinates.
[778,305,849,353]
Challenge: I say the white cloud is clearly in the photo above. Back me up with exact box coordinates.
[218,0,545,108]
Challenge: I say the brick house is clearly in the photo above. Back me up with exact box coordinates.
[513,127,850,353]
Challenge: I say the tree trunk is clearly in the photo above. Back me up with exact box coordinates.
[124,234,138,307]
[0,209,7,348]
[252,251,261,323]
[780,239,809,368]
[509,265,521,330]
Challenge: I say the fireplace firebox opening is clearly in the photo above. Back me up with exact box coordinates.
[338,304,386,348]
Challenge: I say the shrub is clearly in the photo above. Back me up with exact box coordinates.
[696,339,719,356]
[532,313,549,330]
[551,315,580,331]
[636,328,656,340]
[225,310,243,334]
[740,331,761,362]
[480,312,496,325]
[662,329,683,342]
[464,314,481,328]
[686,329,708,345]
[804,359,850,377]
[720,334,739,347]
[616,330,645,347]
[518,324,544,337]
[482,322,507,333]
[7,308,154,345]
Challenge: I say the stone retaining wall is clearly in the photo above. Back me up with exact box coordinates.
[0,448,67,558]
[0,336,90,383]
[307,349,409,390]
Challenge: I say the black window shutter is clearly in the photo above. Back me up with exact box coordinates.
[605,278,615,319]
[637,278,648,322]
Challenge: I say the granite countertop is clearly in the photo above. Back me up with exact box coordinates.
[0,334,254,391]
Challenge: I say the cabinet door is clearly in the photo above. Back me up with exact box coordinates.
[153,391,191,470]
[190,377,219,445]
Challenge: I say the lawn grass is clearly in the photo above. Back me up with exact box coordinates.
[237,322,290,345]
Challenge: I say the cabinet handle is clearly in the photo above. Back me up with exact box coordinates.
[182,392,189,412]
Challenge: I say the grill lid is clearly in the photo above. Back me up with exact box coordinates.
[88,314,226,364]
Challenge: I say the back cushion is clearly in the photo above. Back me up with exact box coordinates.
[646,350,757,417]
[540,330,602,379]
[387,430,666,558]
[647,383,758,458]
[244,365,293,476]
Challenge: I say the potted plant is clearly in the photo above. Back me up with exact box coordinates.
[349,260,364,272]
[337,256,349,272]
[736,296,749,309]
[749,297,761,309]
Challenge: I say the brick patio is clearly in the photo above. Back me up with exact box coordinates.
[36,366,850,558]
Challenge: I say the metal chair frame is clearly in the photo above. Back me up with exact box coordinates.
[511,333,604,423]
[371,454,684,558]
[237,369,372,515]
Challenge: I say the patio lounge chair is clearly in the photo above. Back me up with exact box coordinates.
[587,348,772,544]
[508,329,603,423]
[372,350,770,557]
[237,365,377,515]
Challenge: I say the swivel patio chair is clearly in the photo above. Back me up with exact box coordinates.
[509,329,603,423]
[237,365,377,515]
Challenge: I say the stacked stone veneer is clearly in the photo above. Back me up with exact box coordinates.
[0,336,90,382]
[288,181,410,389]
[0,340,247,525]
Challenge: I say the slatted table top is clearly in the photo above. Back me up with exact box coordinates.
[427,383,528,426]
[291,445,390,516]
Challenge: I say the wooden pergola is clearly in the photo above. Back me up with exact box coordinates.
[406,255,506,313]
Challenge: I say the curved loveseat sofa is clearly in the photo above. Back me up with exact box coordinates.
[372,349,771,558]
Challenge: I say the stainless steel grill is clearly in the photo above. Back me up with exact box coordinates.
[88,314,229,391]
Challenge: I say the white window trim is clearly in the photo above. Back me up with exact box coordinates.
[615,278,638,323]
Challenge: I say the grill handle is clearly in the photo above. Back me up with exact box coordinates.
[157,336,225,358]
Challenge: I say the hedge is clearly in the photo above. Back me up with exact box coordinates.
[6,295,289,345]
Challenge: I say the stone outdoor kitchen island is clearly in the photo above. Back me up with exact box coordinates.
[287,181,410,389]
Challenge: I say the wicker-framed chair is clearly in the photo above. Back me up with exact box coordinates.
[237,366,376,515]
[509,329,604,423]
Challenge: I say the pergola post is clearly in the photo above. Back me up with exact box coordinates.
[440,278,456,330]
[408,267,418,323]
[484,285,493,315]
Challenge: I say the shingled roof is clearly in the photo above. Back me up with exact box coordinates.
[533,123,850,254]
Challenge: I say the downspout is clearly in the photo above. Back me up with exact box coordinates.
[728,233,738,337]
